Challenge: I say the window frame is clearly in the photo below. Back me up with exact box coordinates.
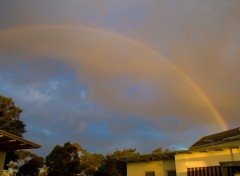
[145,171,155,176]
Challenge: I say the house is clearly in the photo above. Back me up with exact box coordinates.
[0,130,41,174]
[175,127,240,176]
[115,127,240,176]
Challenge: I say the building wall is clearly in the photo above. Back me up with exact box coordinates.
[175,148,240,176]
[127,161,163,176]
[127,160,175,176]
[163,160,176,176]
[0,151,6,174]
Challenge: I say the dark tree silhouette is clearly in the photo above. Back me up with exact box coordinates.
[17,156,44,176]
[95,148,139,176]
[0,95,27,169]
[46,142,81,176]
[0,95,26,136]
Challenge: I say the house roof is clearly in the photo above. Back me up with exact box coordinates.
[114,152,176,163]
[190,127,240,150]
[113,127,240,163]
[0,130,41,151]
[220,161,240,167]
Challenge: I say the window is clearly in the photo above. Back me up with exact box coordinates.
[145,171,155,176]
[168,170,176,176]
[187,166,222,176]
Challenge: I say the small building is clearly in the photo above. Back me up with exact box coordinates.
[0,130,41,174]
[116,152,176,176]
[115,127,240,176]
[175,127,240,176]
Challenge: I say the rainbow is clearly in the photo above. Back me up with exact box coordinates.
[0,24,228,131]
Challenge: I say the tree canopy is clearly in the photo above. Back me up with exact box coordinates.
[45,142,81,176]
[17,155,44,176]
[0,95,27,170]
[80,152,105,175]
[152,147,163,154]
[95,148,139,176]
[0,95,26,137]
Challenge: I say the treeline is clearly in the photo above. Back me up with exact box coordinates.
[0,95,139,176]
[45,142,138,176]
[6,144,138,176]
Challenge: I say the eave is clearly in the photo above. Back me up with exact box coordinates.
[0,130,41,151]
[113,152,176,163]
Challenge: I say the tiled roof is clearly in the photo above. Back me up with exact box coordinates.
[190,127,240,150]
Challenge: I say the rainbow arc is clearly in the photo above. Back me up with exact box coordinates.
[0,24,228,131]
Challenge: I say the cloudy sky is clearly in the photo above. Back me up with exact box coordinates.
[0,0,240,156]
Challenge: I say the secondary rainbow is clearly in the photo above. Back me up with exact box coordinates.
[0,24,228,131]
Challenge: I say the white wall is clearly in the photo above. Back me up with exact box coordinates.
[163,160,176,176]
[127,160,175,176]
[127,161,163,176]
[175,147,240,176]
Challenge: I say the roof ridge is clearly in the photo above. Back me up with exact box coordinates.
[189,126,240,149]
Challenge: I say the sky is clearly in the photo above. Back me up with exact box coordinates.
[0,0,240,157]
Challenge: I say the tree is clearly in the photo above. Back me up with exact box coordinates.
[95,148,139,176]
[80,153,105,176]
[110,148,139,157]
[3,151,19,170]
[16,150,40,166]
[152,147,162,154]
[152,147,171,154]
[17,155,44,176]
[0,95,27,169]
[164,148,171,153]
[0,95,26,137]
[45,142,81,176]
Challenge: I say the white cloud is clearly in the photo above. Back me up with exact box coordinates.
[17,87,50,104]
[80,90,87,100]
